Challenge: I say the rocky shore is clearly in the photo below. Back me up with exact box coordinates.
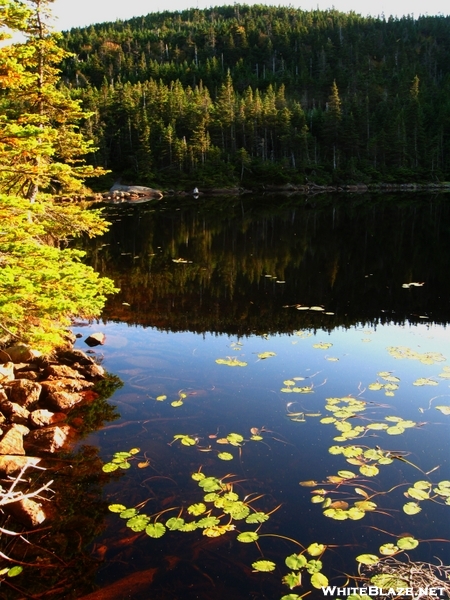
[0,336,107,530]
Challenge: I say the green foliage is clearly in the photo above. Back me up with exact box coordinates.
[0,195,118,352]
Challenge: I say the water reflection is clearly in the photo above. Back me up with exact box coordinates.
[85,193,450,333]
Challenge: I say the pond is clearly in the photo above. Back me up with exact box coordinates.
[73,194,450,599]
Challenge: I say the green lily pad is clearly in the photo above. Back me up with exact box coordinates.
[285,553,308,569]
[108,503,127,513]
[145,522,166,538]
[166,517,185,530]
[307,543,326,556]
[252,560,276,572]
[356,554,379,565]
[311,572,329,589]
[283,572,302,589]
[217,452,234,461]
[403,502,422,515]
[397,536,419,550]
[237,531,259,543]
[246,512,269,524]
[187,503,206,516]
[379,543,399,555]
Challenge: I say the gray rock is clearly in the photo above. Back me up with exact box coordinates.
[44,364,84,380]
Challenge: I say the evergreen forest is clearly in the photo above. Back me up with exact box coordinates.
[58,4,450,188]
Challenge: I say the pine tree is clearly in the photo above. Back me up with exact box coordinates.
[0,0,106,199]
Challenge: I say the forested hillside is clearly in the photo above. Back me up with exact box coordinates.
[58,5,450,187]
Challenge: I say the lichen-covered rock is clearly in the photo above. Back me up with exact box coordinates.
[5,379,42,408]
[24,424,76,453]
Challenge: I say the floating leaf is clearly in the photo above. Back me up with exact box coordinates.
[156,395,167,401]
[354,500,377,511]
[285,554,308,570]
[237,531,259,543]
[191,472,205,481]
[320,417,336,424]
[283,572,302,589]
[436,405,450,415]
[397,536,419,550]
[218,452,234,461]
[307,543,326,557]
[246,512,269,524]
[366,423,388,430]
[203,525,233,537]
[281,595,302,600]
[108,503,127,513]
[371,574,409,588]
[127,514,150,531]
[187,503,206,516]
[257,351,276,359]
[102,462,119,473]
[368,382,384,391]
[407,487,430,501]
[347,507,366,520]
[299,480,319,487]
[313,342,333,349]
[6,566,23,577]
[386,426,405,435]
[252,560,276,572]
[323,508,348,520]
[306,559,322,574]
[145,523,166,538]
[403,502,422,515]
[379,543,399,556]
[197,516,220,528]
[227,433,244,445]
[119,508,137,519]
[337,470,356,479]
[311,495,326,504]
[171,399,184,407]
[356,554,379,565]
[311,572,329,589]
[359,464,379,477]
[413,377,439,386]
[328,446,343,455]
[215,357,247,367]
[166,517,185,530]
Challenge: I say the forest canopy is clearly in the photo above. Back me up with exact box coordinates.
[56,4,450,187]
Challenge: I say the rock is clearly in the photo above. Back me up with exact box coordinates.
[0,362,15,382]
[43,364,84,380]
[15,371,40,381]
[29,409,66,428]
[5,379,42,408]
[74,362,105,381]
[24,424,76,453]
[43,390,83,411]
[41,378,93,395]
[0,455,41,476]
[0,400,30,425]
[0,424,28,455]
[109,183,163,199]
[84,332,106,347]
[0,387,8,403]
[4,498,47,527]
[4,344,34,363]
[57,348,96,366]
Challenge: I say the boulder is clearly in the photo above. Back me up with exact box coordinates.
[0,400,30,426]
[24,424,76,453]
[43,364,84,380]
[109,183,163,199]
[4,344,34,363]
[4,379,42,408]
[57,348,96,366]
[0,424,29,455]
[84,332,106,347]
[74,362,105,381]
[29,409,66,428]
[43,390,83,411]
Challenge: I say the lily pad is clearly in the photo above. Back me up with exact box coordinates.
[356,554,379,565]
[145,522,166,538]
[285,553,308,569]
[403,502,422,515]
[252,560,276,572]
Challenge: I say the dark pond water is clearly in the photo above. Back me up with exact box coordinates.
[72,194,450,599]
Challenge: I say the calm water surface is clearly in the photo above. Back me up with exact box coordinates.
[74,194,450,599]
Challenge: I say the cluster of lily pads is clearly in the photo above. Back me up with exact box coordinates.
[403,479,450,514]
[102,447,140,472]
[154,390,187,407]
[169,430,265,461]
